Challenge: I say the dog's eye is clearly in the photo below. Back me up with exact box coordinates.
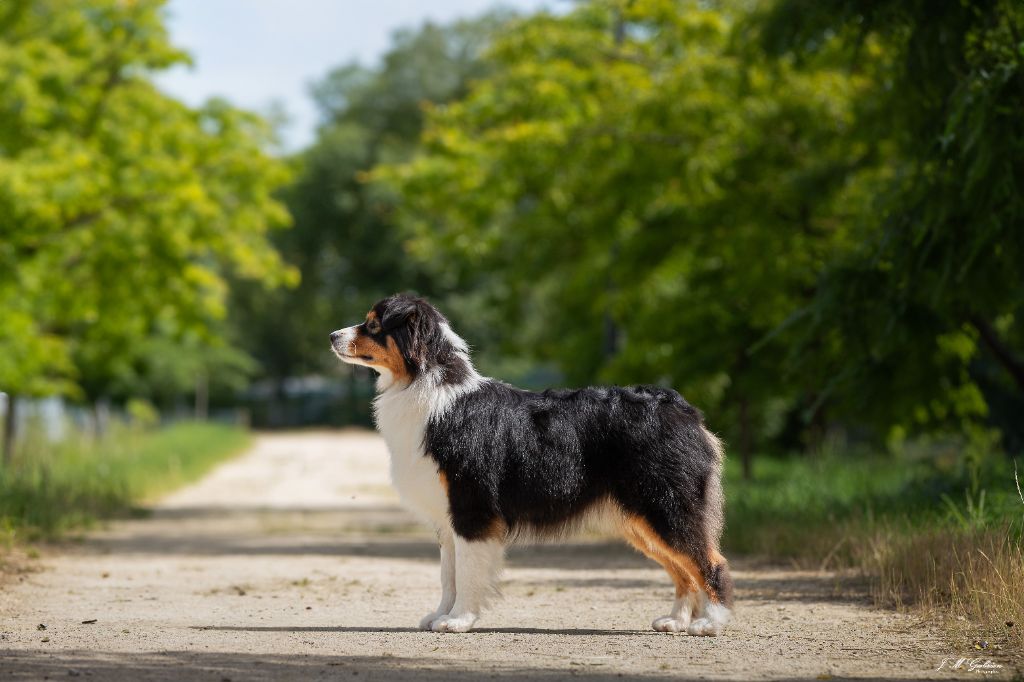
[366,319,382,335]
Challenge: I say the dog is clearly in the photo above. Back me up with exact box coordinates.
[330,293,733,635]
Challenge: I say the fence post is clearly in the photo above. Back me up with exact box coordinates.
[2,393,17,466]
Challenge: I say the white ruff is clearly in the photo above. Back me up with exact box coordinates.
[372,325,482,527]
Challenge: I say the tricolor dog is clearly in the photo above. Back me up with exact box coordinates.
[330,294,732,635]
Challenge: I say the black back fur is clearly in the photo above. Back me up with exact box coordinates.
[426,382,726,595]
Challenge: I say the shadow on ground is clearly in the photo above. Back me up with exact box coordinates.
[0,649,948,682]
[73,503,869,605]
[190,625,645,635]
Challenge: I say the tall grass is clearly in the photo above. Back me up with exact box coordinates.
[867,526,1023,653]
[0,421,250,541]
[723,452,1024,660]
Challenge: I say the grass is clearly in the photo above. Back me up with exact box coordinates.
[723,451,1024,659]
[0,420,250,542]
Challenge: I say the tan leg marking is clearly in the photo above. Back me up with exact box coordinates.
[621,516,709,600]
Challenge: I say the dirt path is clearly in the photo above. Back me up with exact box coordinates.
[0,431,988,680]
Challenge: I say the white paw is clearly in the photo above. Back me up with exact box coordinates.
[429,613,477,633]
[652,616,690,633]
[686,618,722,636]
[419,611,446,630]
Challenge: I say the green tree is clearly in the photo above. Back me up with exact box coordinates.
[0,0,293,456]
[754,0,1024,450]
[382,0,867,473]
[231,12,512,412]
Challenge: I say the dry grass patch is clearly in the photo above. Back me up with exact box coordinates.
[724,453,1024,663]
[863,526,1024,658]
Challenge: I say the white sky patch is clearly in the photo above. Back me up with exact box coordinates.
[156,0,553,152]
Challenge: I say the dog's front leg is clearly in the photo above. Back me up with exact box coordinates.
[429,535,503,633]
[419,527,456,629]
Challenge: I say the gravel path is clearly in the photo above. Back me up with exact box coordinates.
[0,430,987,680]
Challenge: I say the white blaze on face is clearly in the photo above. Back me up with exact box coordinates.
[331,326,362,364]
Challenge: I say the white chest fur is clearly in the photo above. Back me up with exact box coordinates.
[373,381,448,526]
[373,369,482,529]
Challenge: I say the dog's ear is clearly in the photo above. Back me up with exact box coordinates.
[380,297,418,331]
[405,300,444,371]
[382,296,439,373]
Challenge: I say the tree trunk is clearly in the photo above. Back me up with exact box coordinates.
[2,393,16,466]
[270,376,288,428]
[738,396,753,480]
[805,396,827,456]
[92,399,112,438]
[195,371,209,421]
[970,315,1024,393]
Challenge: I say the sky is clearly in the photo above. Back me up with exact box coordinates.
[157,0,553,151]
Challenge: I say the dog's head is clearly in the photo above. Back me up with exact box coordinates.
[330,294,468,387]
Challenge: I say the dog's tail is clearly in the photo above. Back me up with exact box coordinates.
[699,426,726,543]
[697,425,732,607]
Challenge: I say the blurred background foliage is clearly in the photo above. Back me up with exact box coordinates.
[0,0,293,451]
[1,0,1022,472]
[380,0,1024,477]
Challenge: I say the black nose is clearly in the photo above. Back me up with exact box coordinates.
[330,331,341,343]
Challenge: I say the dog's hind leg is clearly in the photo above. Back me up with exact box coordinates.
[622,515,733,636]
[623,518,706,633]
[419,526,457,630]
[622,523,699,633]
[429,533,504,633]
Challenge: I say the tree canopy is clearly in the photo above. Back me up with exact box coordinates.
[0,0,293,416]
[752,0,1024,448]
[380,0,1024,464]
[230,12,513,391]
[3,0,1021,468]
[380,0,872,468]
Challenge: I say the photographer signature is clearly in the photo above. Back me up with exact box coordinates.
[936,657,1003,675]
